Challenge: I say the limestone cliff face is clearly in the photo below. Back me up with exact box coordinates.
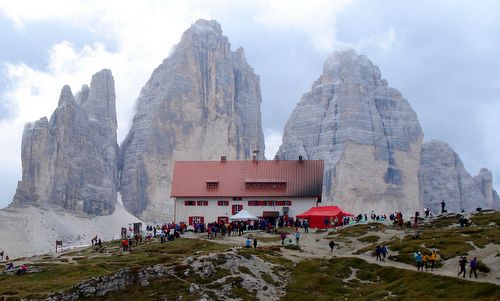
[419,140,489,213]
[12,70,118,215]
[278,50,423,216]
[119,19,265,221]
[473,168,500,210]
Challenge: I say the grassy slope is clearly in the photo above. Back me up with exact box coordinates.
[284,257,500,301]
[0,239,227,299]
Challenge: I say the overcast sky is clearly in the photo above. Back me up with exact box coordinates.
[0,0,499,208]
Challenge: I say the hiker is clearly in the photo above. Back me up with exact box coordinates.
[375,245,382,261]
[422,252,428,271]
[98,239,102,247]
[280,232,287,245]
[323,217,329,228]
[128,238,133,252]
[121,238,128,251]
[458,256,467,278]
[441,200,446,214]
[0,250,3,261]
[245,237,252,248]
[6,262,14,270]
[469,257,478,278]
[295,230,301,245]
[329,240,335,252]
[381,245,388,261]
[430,251,437,271]
[415,252,423,271]
[91,235,97,246]
[303,220,309,233]
[16,265,28,276]
[253,238,258,249]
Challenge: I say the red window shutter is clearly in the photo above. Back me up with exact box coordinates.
[189,216,193,226]
[200,216,205,224]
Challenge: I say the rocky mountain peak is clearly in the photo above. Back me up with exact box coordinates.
[57,85,75,107]
[119,19,265,221]
[419,140,490,213]
[12,69,118,216]
[278,49,423,216]
[317,49,384,88]
[173,19,230,55]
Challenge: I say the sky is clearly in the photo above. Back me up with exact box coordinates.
[0,0,499,208]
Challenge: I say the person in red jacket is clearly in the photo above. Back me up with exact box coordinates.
[121,239,129,251]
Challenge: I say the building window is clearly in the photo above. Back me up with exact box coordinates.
[245,182,286,189]
[217,200,229,206]
[189,216,204,226]
[267,201,275,206]
[232,204,243,215]
[185,200,196,206]
[233,197,242,201]
[206,182,218,189]
[275,200,292,206]
[197,200,208,206]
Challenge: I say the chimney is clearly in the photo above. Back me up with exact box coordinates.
[220,155,227,162]
[253,150,260,161]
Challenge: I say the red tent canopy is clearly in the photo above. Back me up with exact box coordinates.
[296,206,353,228]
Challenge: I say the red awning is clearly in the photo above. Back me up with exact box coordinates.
[296,205,353,228]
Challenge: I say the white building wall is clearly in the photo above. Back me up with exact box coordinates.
[174,197,318,224]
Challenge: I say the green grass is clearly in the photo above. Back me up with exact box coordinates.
[336,223,387,238]
[382,219,500,266]
[470,211,500,226]
[282,257,500,301]
[238,265,254,276]
[0,239,227,299]
[357,235,380,243]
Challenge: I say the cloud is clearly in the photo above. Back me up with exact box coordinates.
[355,27,400,54]
[264,128,283,160]
[252,0,352,52]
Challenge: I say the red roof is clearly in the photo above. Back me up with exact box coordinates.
[171,160,324,199]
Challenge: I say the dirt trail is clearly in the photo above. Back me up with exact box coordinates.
[193,228,500,286]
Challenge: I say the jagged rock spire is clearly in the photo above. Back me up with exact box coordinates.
[12,70,118,216]
[119,19,265,221]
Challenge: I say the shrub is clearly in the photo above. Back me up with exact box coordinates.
[477,261,490,273]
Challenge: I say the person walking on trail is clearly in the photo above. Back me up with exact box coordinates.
[430,251,437,271]
[375,245,382,261]
[280,232,287,246]
[469,257,478,278]
[329,240,335,252]
[0,250,4,261]
[415,252,423,271]
[458,256,467,278]
[422,252,429,271]
[295,230,301,245]
[441,200,446,214]
[303,220,309,233]
[381,245,388,261]
[253,238,258,249]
